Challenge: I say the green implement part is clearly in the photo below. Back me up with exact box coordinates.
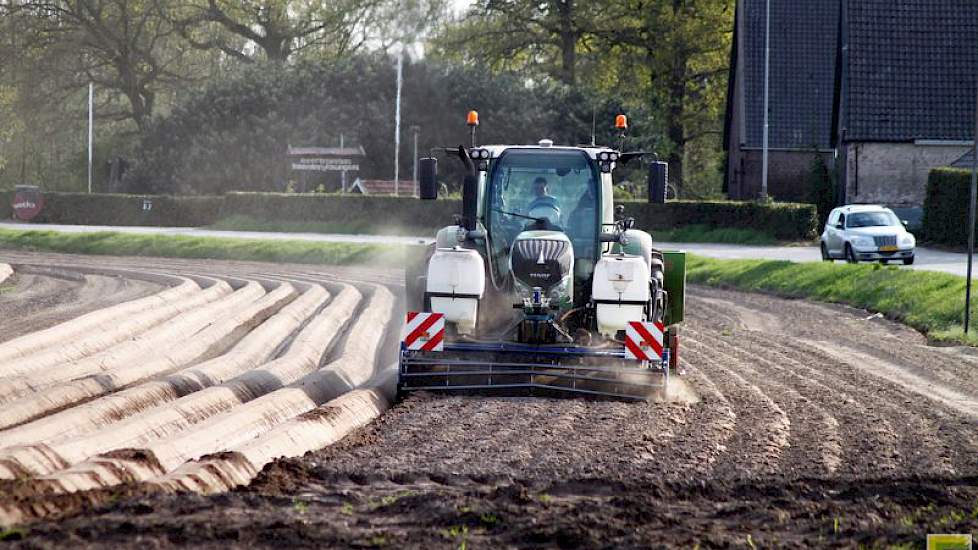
[663,250,686,325]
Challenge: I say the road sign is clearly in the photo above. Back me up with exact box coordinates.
[12,186,43,221]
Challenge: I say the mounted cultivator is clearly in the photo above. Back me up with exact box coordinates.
[401,112,686,401]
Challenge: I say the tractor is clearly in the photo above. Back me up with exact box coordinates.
[400,112,685,400]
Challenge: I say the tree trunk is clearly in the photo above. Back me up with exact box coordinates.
[666,65,685,195]
[665,0,687,195]
[556,0,576,86]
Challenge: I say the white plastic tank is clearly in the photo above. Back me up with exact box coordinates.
[591,255,650,338]
[426,247,486,334]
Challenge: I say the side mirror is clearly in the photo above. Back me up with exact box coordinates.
[647,161,668,204]
[419,157,438,200]
[902,219,909,227]
[835,222,844,230]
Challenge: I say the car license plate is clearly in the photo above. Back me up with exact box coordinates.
[880,245,898,252]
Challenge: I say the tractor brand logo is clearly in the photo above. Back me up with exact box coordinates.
[928,534,972,550]
[529,272,550,280]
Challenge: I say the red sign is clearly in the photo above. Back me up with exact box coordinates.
[12,186,43,221]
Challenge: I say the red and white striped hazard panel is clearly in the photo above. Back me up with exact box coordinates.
[401,312,445,352]
[624,321,665,362]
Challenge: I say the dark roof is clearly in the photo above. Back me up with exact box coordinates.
[844,0,978,142]
[741,0,840,149]
[351,179,418,197]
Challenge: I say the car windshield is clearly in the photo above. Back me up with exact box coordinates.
[486,149,599,270]
[847,211,900,228]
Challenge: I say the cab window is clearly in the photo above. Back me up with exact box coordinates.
[485,149,599,273]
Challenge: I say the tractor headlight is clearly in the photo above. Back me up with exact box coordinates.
[900,233,915,247]
[851,236,873,248]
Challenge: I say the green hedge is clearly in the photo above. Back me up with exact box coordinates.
[923,168,974,246]
[621,200,818,241]
[1,191,223,227]
[222,192,461,234]
[1,191,818,240]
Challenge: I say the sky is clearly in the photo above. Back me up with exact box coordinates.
[450,0,474,15]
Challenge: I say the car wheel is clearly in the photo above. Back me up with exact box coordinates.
[820,242,832,261]
[903,256,915,265]
[845,243,858,264]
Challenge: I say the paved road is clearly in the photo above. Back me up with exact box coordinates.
[1,221,974,278]
[656,241,976,278]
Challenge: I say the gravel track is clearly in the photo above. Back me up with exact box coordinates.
[3,253,978,547]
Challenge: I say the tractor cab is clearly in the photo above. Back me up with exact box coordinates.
[400,112,686,401]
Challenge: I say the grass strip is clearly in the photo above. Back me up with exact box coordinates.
[688,254,978,345]
[0,229,413,267]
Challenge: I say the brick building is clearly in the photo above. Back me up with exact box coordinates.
[724,0,978,209]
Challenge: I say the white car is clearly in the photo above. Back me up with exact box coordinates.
[820,205,916,265]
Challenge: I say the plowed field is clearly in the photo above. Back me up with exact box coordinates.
[1,252,977,548]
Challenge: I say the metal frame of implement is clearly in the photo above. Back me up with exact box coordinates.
[398,341,670,401]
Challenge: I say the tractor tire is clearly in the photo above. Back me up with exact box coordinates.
[667,327,681,373]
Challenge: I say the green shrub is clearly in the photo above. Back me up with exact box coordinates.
[923,168,974,246]
[1,192,223,227]
[1,191,818,242]
[807,154,836,231]
[620,200,817,241]
[221,192,462,234]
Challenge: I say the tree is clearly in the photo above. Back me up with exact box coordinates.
[433,0,735,196]
[167,0,446,63]
[433,0,600,87]
[2,0,194,132]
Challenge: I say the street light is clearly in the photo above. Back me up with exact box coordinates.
[410,125,421,185]
[760,0,770,200]
[966,72,978,333]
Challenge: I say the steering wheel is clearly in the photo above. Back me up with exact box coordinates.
[526,202,562,231]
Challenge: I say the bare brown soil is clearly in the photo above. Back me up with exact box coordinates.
[3,254,978,548]
[0,266,162,341]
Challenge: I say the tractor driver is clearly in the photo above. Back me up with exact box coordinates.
[526,177,560,224]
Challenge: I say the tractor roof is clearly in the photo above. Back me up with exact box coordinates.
[476,142,617,160]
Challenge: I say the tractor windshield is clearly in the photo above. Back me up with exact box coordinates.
[485,149,599,276]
